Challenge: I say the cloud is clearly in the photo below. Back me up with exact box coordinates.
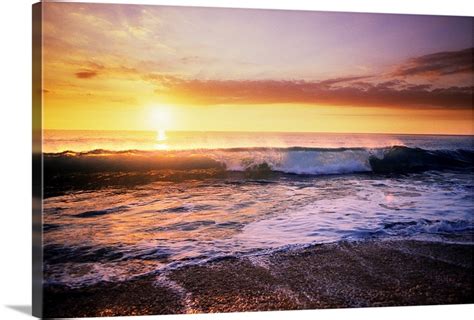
[151,76,472,109]
[317,75,374,87]
[75,70,99,79]
[147,48,473,109]
[392,47,473,77]
[61,42,472,109]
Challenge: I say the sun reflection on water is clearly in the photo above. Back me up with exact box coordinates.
[155,129,168,150]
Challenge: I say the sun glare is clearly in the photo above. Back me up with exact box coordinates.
[150,105,173,130]
[148,105,174,149]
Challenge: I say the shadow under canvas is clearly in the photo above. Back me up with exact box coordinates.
[6,305,31,316]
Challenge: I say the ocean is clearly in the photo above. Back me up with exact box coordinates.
[42,130,474,287]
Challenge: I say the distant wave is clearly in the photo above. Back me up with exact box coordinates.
[44,146,473,175]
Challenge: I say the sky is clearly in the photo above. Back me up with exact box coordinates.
[41,2,473,134]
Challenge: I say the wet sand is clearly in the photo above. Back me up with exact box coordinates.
[43,239,473,317]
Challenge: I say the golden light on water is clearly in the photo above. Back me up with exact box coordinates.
[157,129,167,141]
[155,129,168,150]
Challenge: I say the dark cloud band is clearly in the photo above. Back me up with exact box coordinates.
[152,77,472,109]
[392,47,473,77]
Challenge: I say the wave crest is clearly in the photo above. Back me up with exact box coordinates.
[45,146,473,175]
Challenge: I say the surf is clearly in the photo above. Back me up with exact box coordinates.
[44,146,473,176]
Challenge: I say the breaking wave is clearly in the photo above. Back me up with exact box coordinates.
[44,146,473,176]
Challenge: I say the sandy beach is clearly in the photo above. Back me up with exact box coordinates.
[43,239,473,317]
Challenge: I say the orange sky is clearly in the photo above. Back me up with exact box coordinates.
[40,2,473,134]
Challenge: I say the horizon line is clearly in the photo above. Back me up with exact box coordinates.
[42,129,474,137]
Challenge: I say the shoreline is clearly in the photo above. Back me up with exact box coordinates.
[43,239,473,317]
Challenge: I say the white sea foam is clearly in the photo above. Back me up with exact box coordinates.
[210,148,372,174]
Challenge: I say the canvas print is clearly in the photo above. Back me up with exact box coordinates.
[32,1,473,318]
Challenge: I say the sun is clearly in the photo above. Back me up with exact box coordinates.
[149,105,173,130]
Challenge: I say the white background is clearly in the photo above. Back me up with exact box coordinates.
[0,0,472,319]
